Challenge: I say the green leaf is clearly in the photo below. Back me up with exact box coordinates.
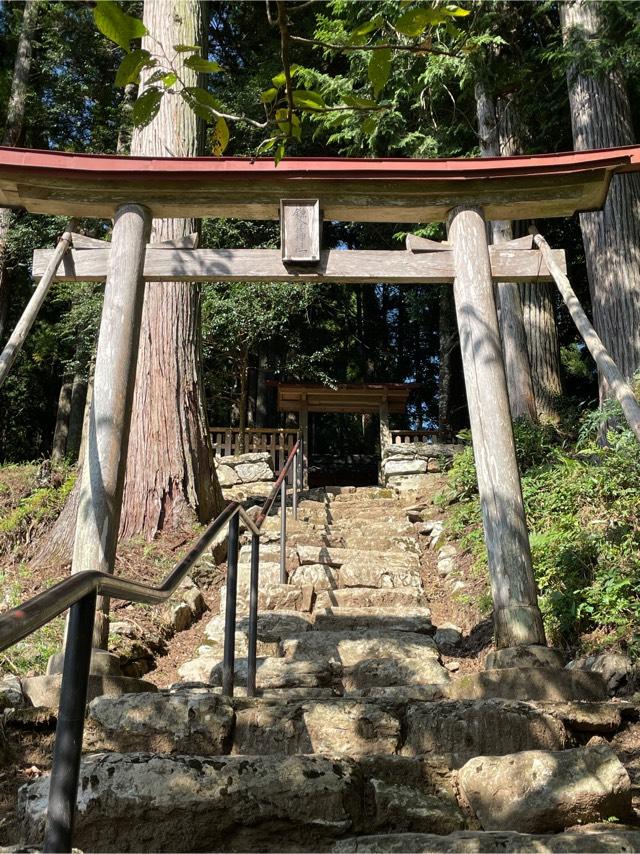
[212,117,230,156]
[348,16,382,44]
[181,86,223,120]
[292,90,326,111]
[184,55,223,74]
[342,94,379,109]
[132,87,162,128]
[275,109,300,125]
[395,7,447,37]
[368,48,391,96]
[446,5,471,16]
[93,1,147,53]
[362,116,377,135]
[174,44,201,53]
[274,141,286,167]
[162,72,178,88]
[256,136,278,154]
[114,48,152,87]
[260,87,278,104]
[146,69,168,85]
[272,65,300,87]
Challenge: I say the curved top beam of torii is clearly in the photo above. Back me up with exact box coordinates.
[0,144,639,223]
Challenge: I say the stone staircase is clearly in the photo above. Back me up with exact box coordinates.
[9,487,640,851]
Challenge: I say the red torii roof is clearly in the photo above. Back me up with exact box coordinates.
[0,144,639,222]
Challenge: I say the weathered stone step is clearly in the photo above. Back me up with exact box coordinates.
[333,829,640,853]
[289,562,424,593]
[354,668,608,703]
[178,654,336,690]
[280,630,439,665]
[314,587,428,610]
[18,752,464,851]
[312,607,433,634]
[296,544,420,572]
[178,648,450,692]
[72,694,626,763]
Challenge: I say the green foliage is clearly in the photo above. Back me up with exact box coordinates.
[93,1,147,52]
[445,417,640,654]
[0,469,75,544]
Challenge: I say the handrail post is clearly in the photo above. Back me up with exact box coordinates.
[292,449,298,520]
[246,532,260,698]
[44,590,97,853]
[280,478,287,584]
[222,513,240,697]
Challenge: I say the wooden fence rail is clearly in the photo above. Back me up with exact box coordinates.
[390,429,455,445]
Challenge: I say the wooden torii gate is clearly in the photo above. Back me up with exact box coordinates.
[4,144,640,662]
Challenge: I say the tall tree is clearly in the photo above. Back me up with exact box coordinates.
[0,0,39,342]
[121,0,224,539]
[475,79,537,422]
[561,0,640,400]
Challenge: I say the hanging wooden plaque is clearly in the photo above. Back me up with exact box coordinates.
[280,199,321,264]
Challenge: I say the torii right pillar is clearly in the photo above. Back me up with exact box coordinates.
[448,205,553,662]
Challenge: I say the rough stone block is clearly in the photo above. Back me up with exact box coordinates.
[289,563,339,590]
[383,458,429,476]
[85,690,233,755]
[21,673,157,709]
[314,587,427,611]
[486,645,565,670]
[281,630,438,666]
[19,753,361,851]
[338,562,422,590]
[446,667,608,702]
[333,830,640,853]
[342,657,450,692]
[458,744,632,832]
[402,700,566,766]
[369,779,465,835]
[233,699,401,756]
[312,607,433,635]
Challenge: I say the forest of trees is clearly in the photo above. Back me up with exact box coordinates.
[0,0,639,538]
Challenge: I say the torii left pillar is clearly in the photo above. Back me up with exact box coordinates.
[71,203,151,650]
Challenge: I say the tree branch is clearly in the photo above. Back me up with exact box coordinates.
[276,0,295,134]
[290,34,460,58]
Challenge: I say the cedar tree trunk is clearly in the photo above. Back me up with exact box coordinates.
[0,0,39,342]
[561,0,640,399]
[121,0,223,539]
[475,81,537,422]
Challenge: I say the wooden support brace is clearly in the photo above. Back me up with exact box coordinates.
[0,223,74,388]
[71,203,151,650]
[448,204,546,649]
[534,231,640,443]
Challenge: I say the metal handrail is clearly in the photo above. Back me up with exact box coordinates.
[0,437,302,852]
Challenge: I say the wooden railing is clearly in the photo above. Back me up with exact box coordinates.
[210,427,300,475]
[390,428,455,444]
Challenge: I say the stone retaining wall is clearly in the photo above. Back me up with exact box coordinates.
[381,443,462,488]
[214,451,275,487]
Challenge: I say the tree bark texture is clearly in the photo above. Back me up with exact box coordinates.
[448,205,546,649]
[561,0,640,398]
[51,377,73,462]
[66,373,88,462]
[0,0,39,342]
[438,284,466,434]
[521,282,563,420]
[122,0,223,540]
[474,82,537,421]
